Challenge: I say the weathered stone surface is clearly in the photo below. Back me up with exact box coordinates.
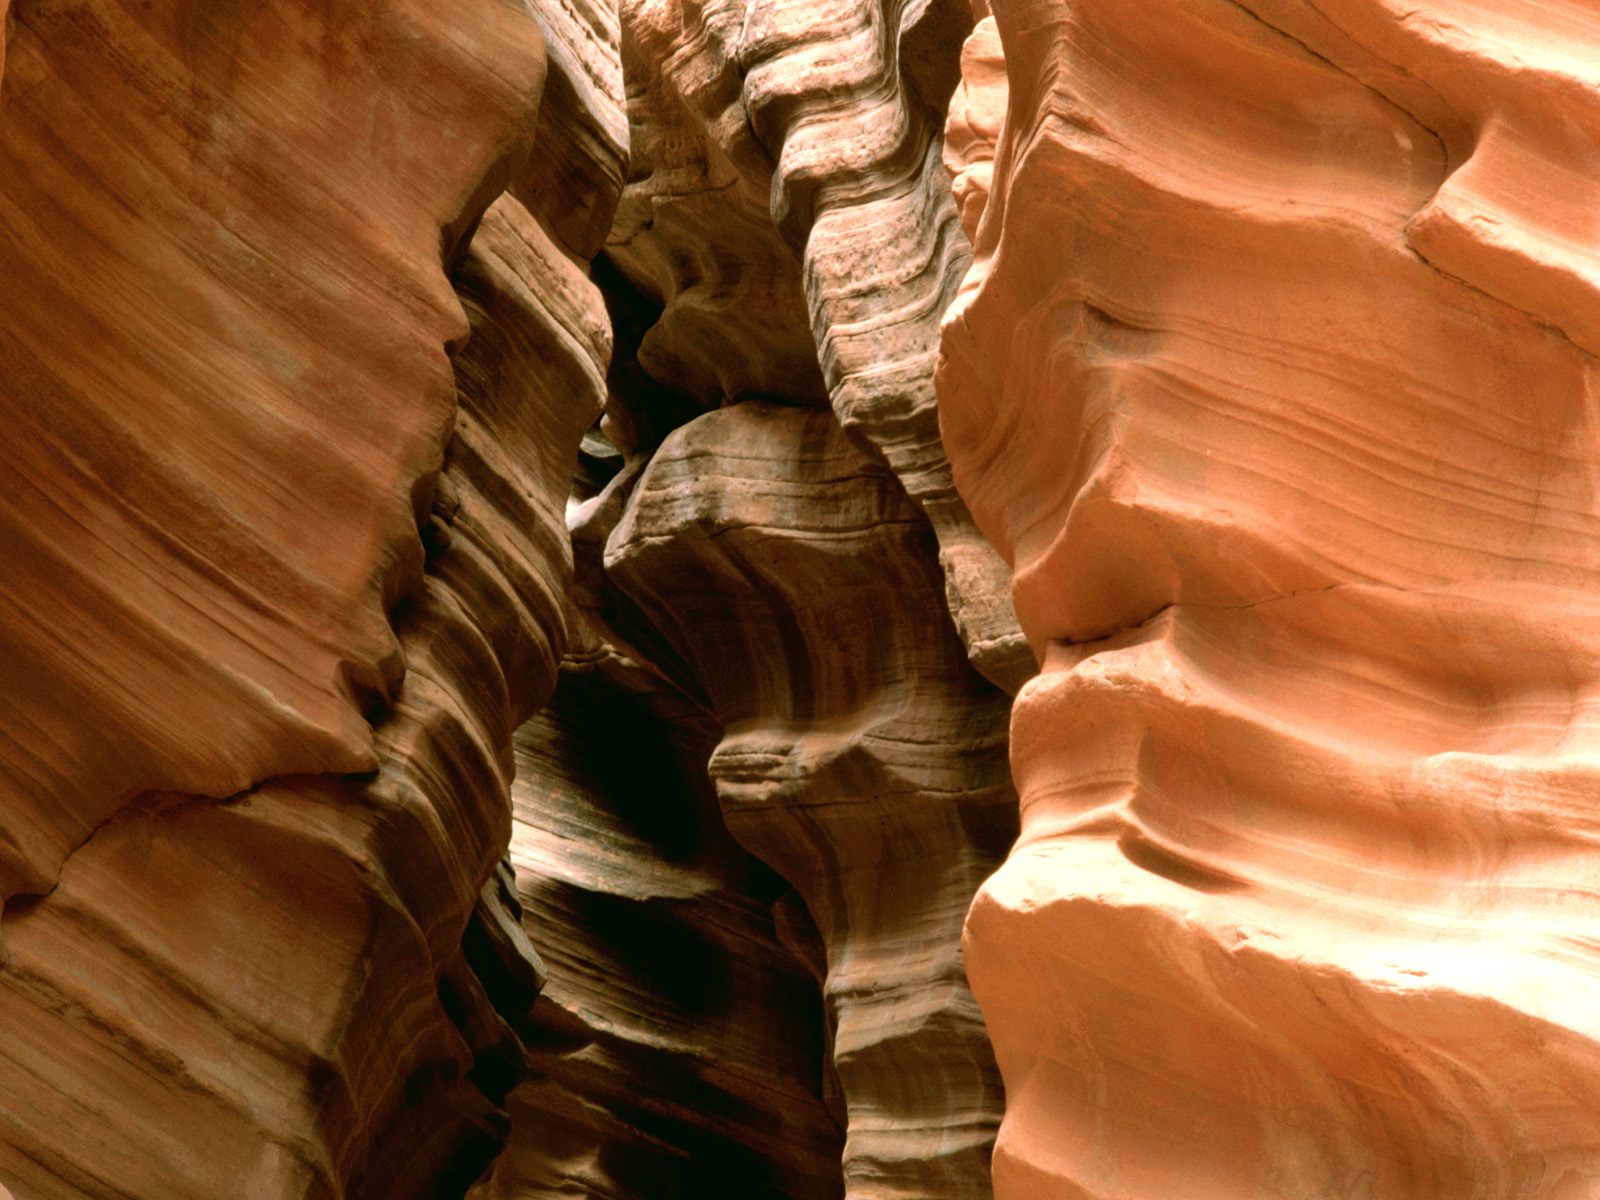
[0,0,543,909]
[603,0,827,412]
[511,0,627,264]
[36,0,1599,1196]
[0,5,606,1193]
[1,1,1017,1196]
[474,10,1025,1189]
[939,2,1600,1195]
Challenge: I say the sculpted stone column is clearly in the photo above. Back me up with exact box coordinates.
[605,402,1017,1197]
[939,2,1600,1195]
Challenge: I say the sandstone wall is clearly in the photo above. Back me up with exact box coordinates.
[939,3,1600,1196]
[470,3,1021,1195]
[7,0,1583,1196]
[0,4,603,1194]
[0,2,1015,1197]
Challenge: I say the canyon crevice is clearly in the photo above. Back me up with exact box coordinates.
[3,1,1597,1198]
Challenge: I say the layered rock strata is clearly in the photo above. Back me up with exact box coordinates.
[3,0,1023,1195]
[608,0,1028,689]
[604,402,1016,1197]
[466,4,1024,1192]
[0,0,540,909]
[939,3,1600,1196]
[0,5,607,1195]
[473,655,846,1199]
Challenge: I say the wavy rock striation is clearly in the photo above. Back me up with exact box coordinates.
[485,6,1025,1192]
[473,652,846,1200]
[608,0,1028,688]
[604,402,1016,1197]
[0,5,607,1195]
[939,2,1600,1196]
[0,0,541,908]
[604,0,828,413]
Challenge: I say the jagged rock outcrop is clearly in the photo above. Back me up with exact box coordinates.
[939,3,1600,1196]
[0,5,606,1195]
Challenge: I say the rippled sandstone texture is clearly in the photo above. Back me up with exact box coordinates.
[2,0,1020,1196]
[602,402,1016,1196]
[471,652,847,1200]
[607,0,1029,693]
[940,2,1600,1197]
[466,1,1021,1194]
[0,3,607,1195]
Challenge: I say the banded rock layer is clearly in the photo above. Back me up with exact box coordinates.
[603,402,1016,1196]
[473,655,846,1200]
[467,1,1024,1193]
[18,0,1592,1196]
[2,1,1022,1195]
[939,3,1600,1197]
[0,4,607,1195]
[607,0,1028,689]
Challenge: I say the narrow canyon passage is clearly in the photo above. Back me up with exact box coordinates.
[2,1,1598,1198]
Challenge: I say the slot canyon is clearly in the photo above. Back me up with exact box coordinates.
[1,1,1597,1197]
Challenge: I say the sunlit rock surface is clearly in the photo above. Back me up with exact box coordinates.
[939,3,1600,1196]
[15,0,1584,1196]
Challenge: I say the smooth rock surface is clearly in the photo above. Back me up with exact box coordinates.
[939,2,1600,1196]
[0,0,542,907]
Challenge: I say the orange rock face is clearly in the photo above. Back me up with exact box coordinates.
[940,2,1600,1195]
[14,0,1593,1194]
[0,0,542,904]
[2,1,1015,1195]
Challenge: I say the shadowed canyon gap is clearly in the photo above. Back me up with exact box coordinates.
[1,1,1597,1198]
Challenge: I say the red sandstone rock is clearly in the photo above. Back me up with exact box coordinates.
[24,0,1593,1195]
[0,6,605,1195]
[603,402,1015,1197]
[473,653,846,1199]
[606,0,1029,691]
[0,0,544,908]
